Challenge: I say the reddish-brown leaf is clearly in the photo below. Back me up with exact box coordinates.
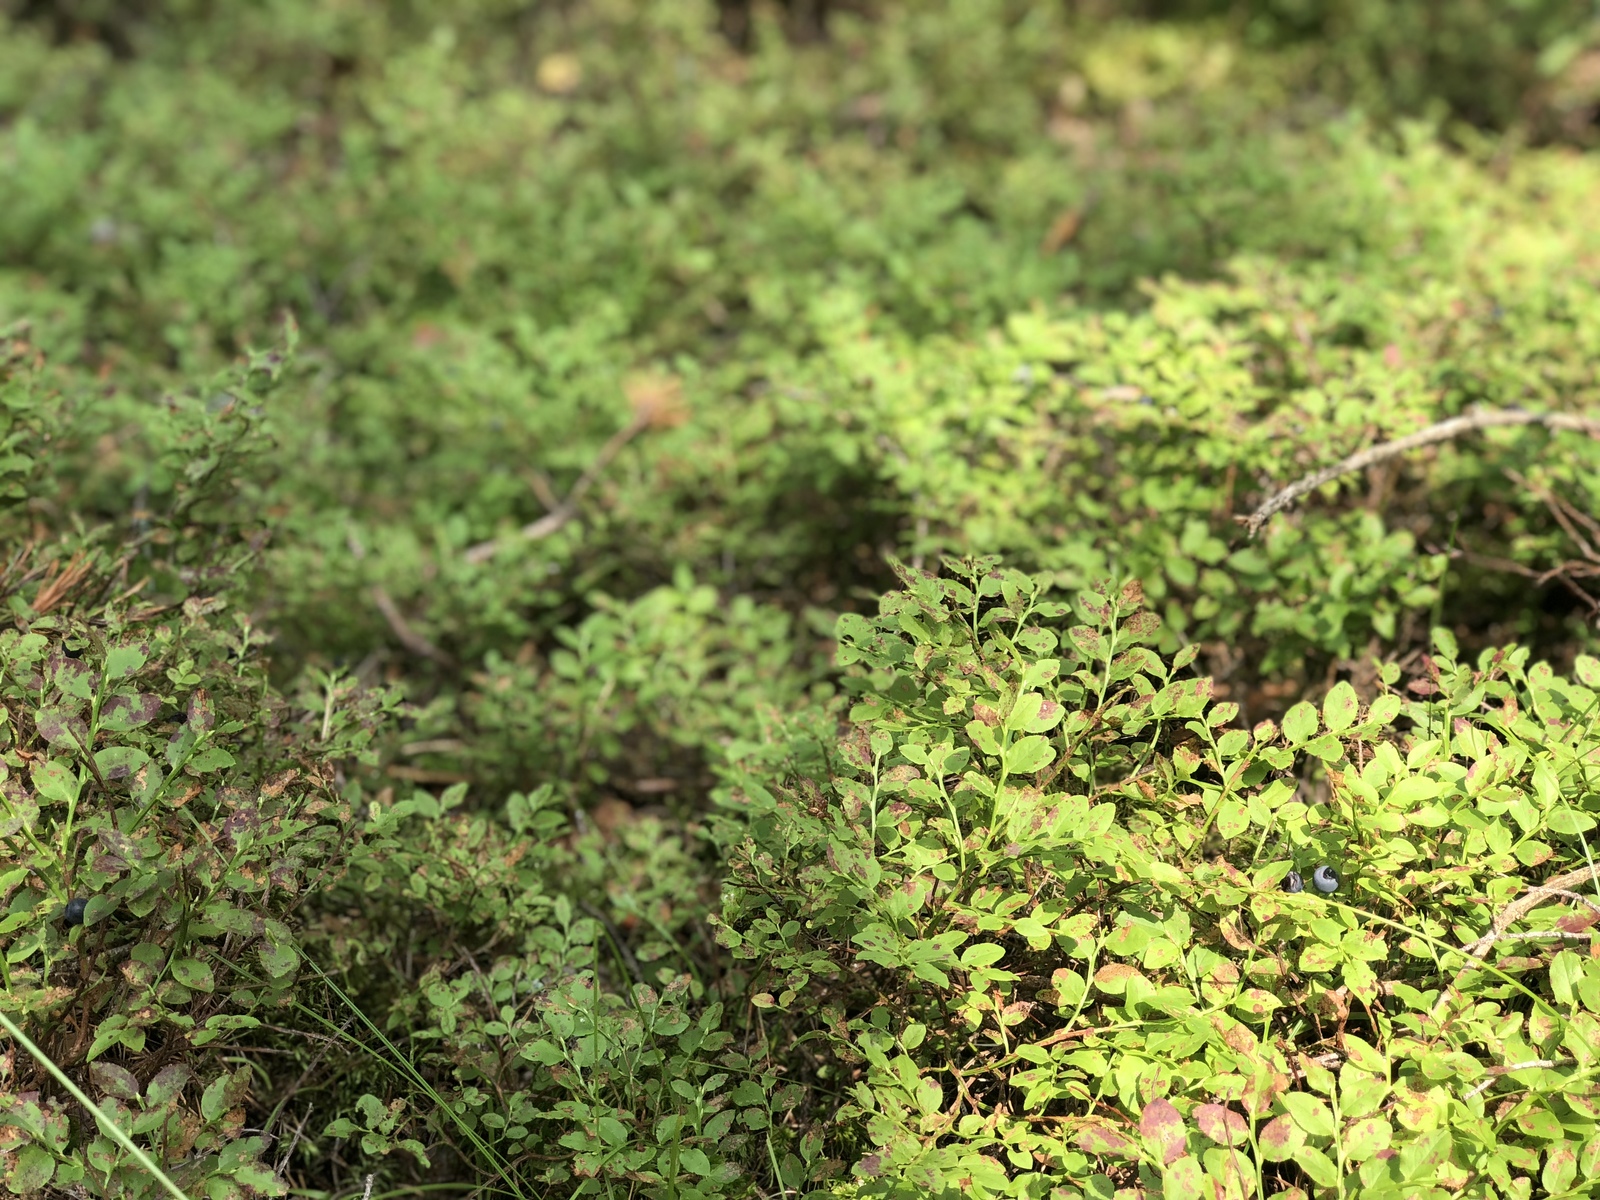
[1076,1121,1137,1159]
[1194,1103,1250,1146]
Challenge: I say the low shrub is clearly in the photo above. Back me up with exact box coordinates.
[2,3,1600,1198]
[0,327,398,1196]
[708,559,1600,1198]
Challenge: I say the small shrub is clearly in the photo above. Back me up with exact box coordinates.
[711,558,1600,1198]
[0,327,396,1197]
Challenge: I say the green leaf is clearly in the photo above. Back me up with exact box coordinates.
[966,719,1000,756]
[1431,626,1459,661]
[1104,922,1151,957]
[1303,733,1345,761]
[1343,1116,1391,1161]
[1387,776,1441,807]
[1161,1155,1206,1200]
[1322,681,1359,732]
[1548,809,1597,835]
[258,939,299,978]
[185,747,236,774]
[171,958,216,992]
[1279,1092,1335,1138]
[522,1040,562,1066]
[1281,701,1319,747]
[9,1145,54,1192]
[1006,734,1055,773]
[1365,694,1403,726]
[1342,1034,1388,1076]
[191,1015,259,1047]
[104,645,149,680]
[1214,798,1249,839]
[1299,943,1341,973]
[30,759,79,806]
[1544,1142,1578,1195]
[201,1074,231,1122]
[82,895,116,927]
[1551,950,1583,1006]
[960,943,1005,969]
[1297,1145,1339,1186]
[1005,692,1043,732]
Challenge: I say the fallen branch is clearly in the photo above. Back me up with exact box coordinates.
[370,586,455,666]
[1243,408,1600,536]
[1463,1058,1576,1101]
[1461,870,1600,959]
[464,413,650,565]
[1429,864,1600,1023]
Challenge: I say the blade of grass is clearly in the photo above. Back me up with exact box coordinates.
[0,1011,195,1200]
[290,956,531,1200]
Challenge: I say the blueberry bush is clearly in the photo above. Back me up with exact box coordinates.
[2,2,1600,1198]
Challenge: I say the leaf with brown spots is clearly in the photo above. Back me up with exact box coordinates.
[1139,1097,1187,1165]
[1195,1103,1250,1146]
[1076,1120,1137,1159]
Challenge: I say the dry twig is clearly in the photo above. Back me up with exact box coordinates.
[32,552,95,615]
[1244,408,1600,536]
[1463,1058,1577,1101]
[1429,864,1600,1023]
[464,413,650,565]
[370,585,455,666]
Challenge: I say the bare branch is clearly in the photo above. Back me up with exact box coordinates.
[1429,864,1600,1023]
[1463,867,1600,958]
[1244,408,1600,536]
[465,414,650,565]
[1463,1058,1576,1100]
[370,585,455,666]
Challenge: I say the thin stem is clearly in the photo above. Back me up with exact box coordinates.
[0,1011,194,1200]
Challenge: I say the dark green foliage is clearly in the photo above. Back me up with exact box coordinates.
[3,2,1600,1198]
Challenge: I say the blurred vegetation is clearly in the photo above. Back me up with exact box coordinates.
[3,1,1600,1198]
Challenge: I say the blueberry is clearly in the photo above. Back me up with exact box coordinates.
[1282,870,1303,894]
[1312,865,1339,894]
[63,897,88,926]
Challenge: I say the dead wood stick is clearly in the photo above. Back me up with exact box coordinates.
[1428,864,1600,1023]
[370,585,455,666]
[1244,409,1600,536]
[465,414,650,565]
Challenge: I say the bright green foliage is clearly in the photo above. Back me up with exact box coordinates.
[715,560,1600,1198]
[3,1,1600,1198]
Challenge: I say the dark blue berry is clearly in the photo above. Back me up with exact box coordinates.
[63,897,88,926]
[1282,871,1303,894]
[1312,865,1339,894]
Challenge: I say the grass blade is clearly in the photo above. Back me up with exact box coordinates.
[0,1011,194,1200]
[292,956,530,1200]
